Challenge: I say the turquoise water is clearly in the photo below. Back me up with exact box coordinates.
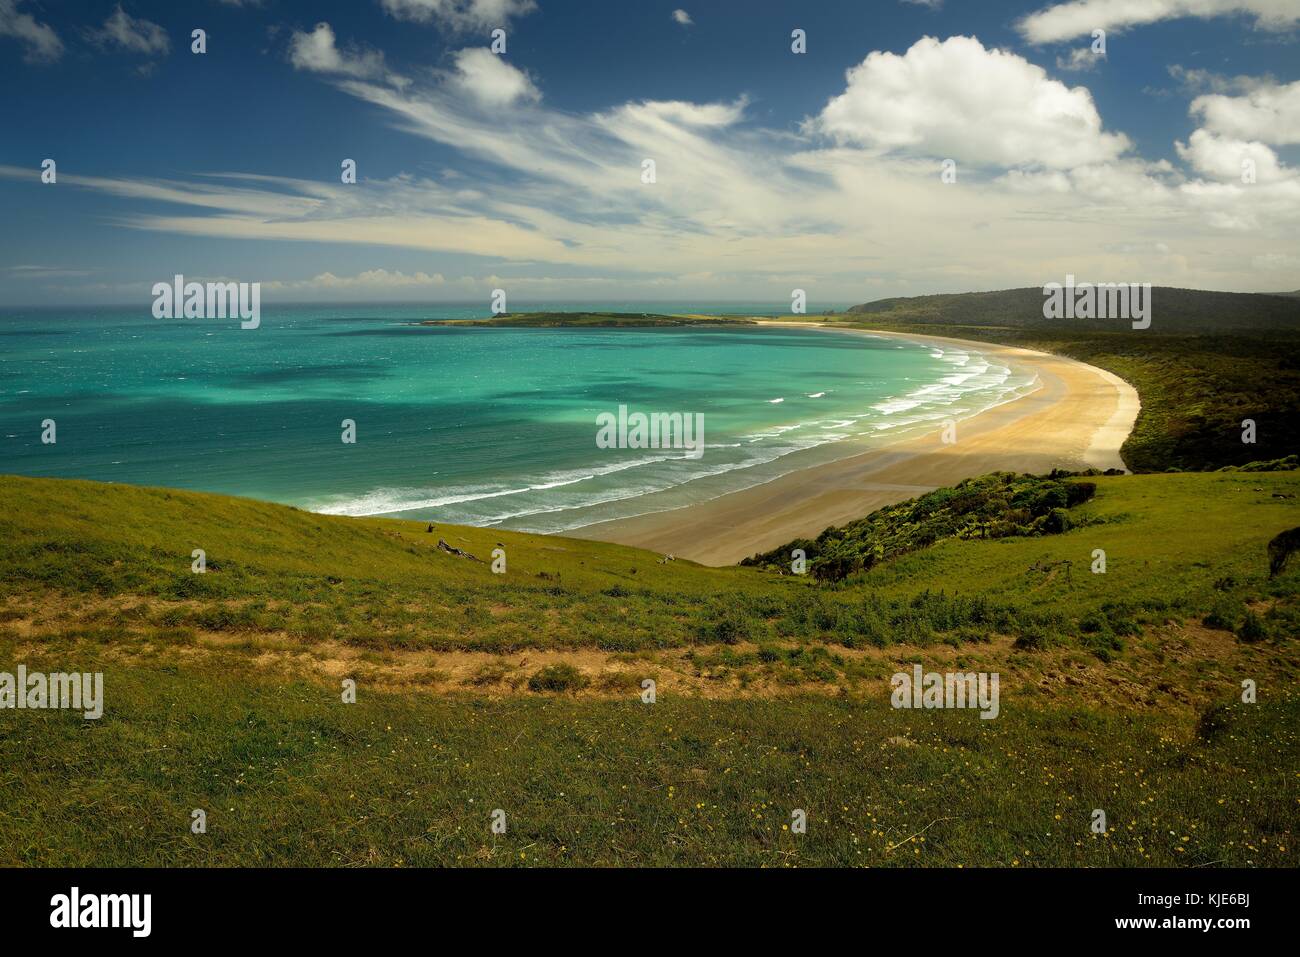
[0,303,1037,533]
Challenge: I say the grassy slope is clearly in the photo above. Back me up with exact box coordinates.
[1,472,1297,865]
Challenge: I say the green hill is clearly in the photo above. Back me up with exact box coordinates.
[847,286,1300,333]
[1,470,1296,866]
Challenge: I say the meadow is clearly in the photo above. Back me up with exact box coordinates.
[1,466,1296,866]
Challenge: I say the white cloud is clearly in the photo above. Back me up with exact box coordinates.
[1018,0,1300,44]
[90,4,170,56]
[266,268,448,291]
[1190,78,1300,144]
[1176,128,1289,182]
[812,36,1130,169]
[5,33,1297,300]
[1167,64,1272,95]
[380,0,537,31]
[0,0,62,63]
[288,23,407,87]
[449,47,539,107]
[900,0,944,7]
[672,9,693,26]
[1056,46,1105,71]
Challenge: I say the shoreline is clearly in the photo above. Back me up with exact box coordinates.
[569,322,1140,566]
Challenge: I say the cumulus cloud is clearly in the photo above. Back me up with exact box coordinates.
[288,22,407,87]
[672,9,693,26]
[89,4,170,56]
[1176,129,1288,182]
[380,0,537,31]
[0,0,63,63]
[1174,78,1300,188]
[812,36,1130,169]
[1190,78,1300,144]
[1018,0,1300,44]
[449,47,540,107]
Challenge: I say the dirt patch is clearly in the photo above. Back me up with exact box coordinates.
[4,595,1293,710]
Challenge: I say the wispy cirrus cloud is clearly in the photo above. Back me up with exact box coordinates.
[0,0,62,63]
[88,4,170,56]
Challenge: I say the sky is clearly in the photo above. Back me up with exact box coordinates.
[1,0,1298,307]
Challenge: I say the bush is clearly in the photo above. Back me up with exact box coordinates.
[1196,702,1233,741]
[1236,610,1270,643]
[1204,597,1243,631]
[1041,508,1072,534]
[707,607,753,644]
[527,663,590,693]
[1013,627,1052,651]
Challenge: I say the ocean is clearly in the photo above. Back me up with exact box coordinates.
[0,303,1038,533]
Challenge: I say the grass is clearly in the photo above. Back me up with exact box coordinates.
[2,652,1293,866]
[0,468,1297,866]
[1,470,1295,660]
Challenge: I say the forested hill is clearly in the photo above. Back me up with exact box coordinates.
[848,286,1300,333]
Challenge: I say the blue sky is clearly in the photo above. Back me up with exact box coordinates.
[1,0,1298,306]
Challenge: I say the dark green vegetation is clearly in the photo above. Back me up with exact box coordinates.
[419,312,755,327]
[846,285,1300,333]
[829,287,1300,472]
[743,472,1100,581]
[1,469,1297,865]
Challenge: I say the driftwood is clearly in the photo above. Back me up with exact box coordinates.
[437,539,485,563]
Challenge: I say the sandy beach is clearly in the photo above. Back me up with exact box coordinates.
[572,323,1140,566]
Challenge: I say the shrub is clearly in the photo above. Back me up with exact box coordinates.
[1196,702,1232,741]
[1042,508,1072,534]
[527,664,590,693]
[1204,597,1243,631]
[1236,610,1270,643]
[1013,627,1051,651]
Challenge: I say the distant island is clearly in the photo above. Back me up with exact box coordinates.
[418,312,759,327]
